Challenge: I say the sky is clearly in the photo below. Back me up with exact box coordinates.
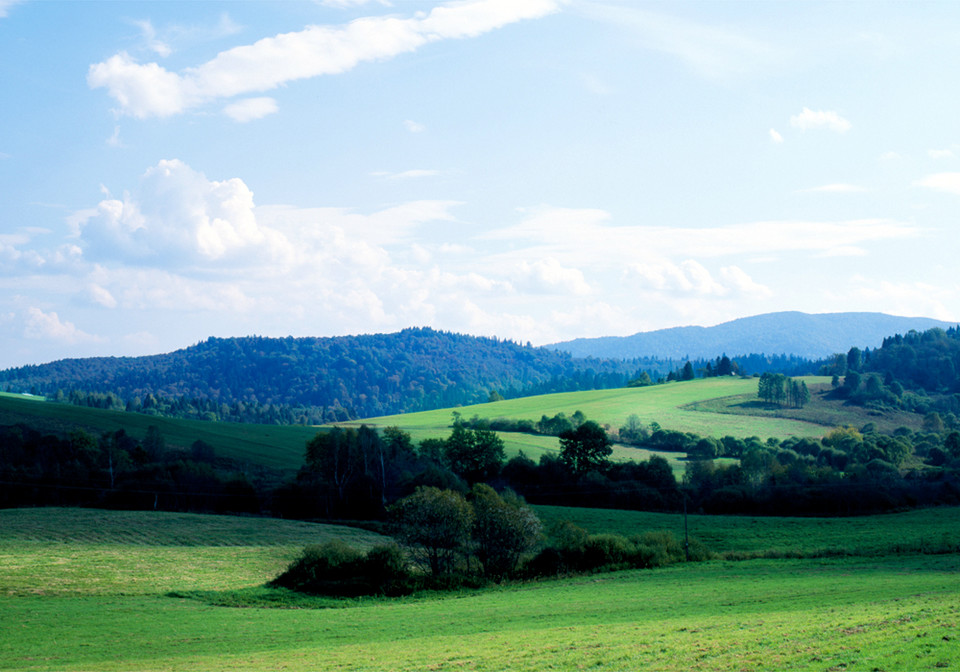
[2,0,960,369]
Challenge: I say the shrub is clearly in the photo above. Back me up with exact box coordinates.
[271,540,415,597]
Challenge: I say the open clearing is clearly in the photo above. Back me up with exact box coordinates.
[1,507,957,671]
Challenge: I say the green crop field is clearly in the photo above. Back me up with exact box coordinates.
[1,507,958,671]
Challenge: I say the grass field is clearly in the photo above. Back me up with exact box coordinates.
[1,507,958,671]
[356,376,844,442]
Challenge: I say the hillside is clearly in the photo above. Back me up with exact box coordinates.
[549,311,955,360]
[0,329,648,421]
[0,326,821,423]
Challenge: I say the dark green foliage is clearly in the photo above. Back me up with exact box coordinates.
[522,524,708,577]
[270,540,414,597]
[390,486,474,576]
[558,420,612,476]
[443,424,505,484]
[470,484,542,579]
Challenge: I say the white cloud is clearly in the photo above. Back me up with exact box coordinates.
[626,260,726,296]
[928,149,956,160]
[915,172,960,195]
[223,97,279,122]
[769,128,783,144]
[880,151,901,161]
[719,266,773,298]
[404,119,426,133]
[86,284,118,308]
[23,307,99,344]
[133,19,172,57]
[789,107,852,133]
[484,207,917,262]
[73,159,295,270]
[800,183,868,193]
[839,278,958,323]
[512,257,590,295]
[89,0,560,118]
[106,126,122,147]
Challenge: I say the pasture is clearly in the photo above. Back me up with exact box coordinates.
[1,507,957,671]
[359,376,835,441]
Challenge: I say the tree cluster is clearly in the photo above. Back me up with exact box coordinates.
[757,373,811,408]
[0,423,261,513]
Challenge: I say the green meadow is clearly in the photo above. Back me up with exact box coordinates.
[349,377,843,463]
[1,507,958,671]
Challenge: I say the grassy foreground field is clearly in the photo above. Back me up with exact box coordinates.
[1,507,958,671]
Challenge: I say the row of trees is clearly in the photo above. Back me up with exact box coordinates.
[757,373,811,408]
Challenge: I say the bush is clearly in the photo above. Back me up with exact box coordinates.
[583,533,633,569]
[271,540,415,597]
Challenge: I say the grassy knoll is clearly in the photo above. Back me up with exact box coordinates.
[359,377,837,442]
[0,394,316,470]
[1,507,958,670]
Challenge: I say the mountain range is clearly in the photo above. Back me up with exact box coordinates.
[548,312,956,360]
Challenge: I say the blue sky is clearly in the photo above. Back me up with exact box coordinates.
[2,0,960,368]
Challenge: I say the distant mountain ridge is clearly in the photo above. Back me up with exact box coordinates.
[548,312,957,360]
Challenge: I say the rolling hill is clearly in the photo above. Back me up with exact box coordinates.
[549,311,955,360]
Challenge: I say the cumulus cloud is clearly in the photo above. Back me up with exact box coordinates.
[23,308,99,344]
[512,257,591,295]
[72,159,294,270]
[769,128,783,144]
[625,261,771,299]
[223,97,279,122]
[915,172,960,195]
[928,149,956,160]
[789,107,852,133]
[88,0,560,118]
[404,119,426,133]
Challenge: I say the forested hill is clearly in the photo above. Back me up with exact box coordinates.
[0,329,668,422]
[549,312,954,360]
